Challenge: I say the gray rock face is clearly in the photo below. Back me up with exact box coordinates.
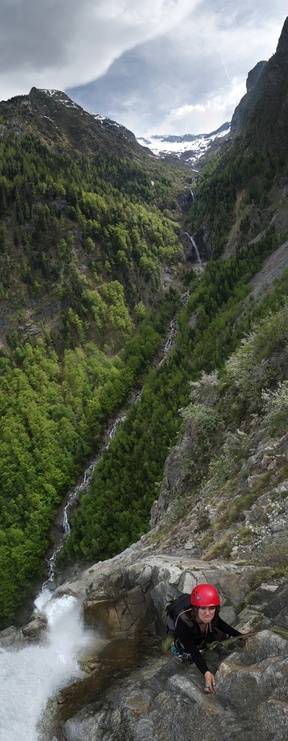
[151,419,288,562]
[263,583,288,628]
[0,625,23,648]
[230,16,288,155]
[231,61,267,138]
[0,612,48,647]
[62,630,288,741]
[246,61,267,93]
[36,556,288,741]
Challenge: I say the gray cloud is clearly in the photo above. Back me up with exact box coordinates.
[0,0,194,94]
[0,1,286,135]
[67,2,287,134]
[0,0,82,70]
[67,35,227,132]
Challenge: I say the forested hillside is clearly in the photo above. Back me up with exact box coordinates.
[1,32,288,631]
[59,17,288,573]
[59,226,286,567]
[0,88,189,627]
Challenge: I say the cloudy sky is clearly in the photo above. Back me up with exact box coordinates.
[0,1,287,136]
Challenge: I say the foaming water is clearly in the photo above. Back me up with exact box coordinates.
[0,590,94,741]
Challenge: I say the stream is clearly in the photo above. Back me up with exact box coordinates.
[45,316,179,584]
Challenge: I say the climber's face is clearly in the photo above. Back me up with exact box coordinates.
[197,606,216,624]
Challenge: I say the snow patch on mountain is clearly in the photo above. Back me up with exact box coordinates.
[137,122,231,163]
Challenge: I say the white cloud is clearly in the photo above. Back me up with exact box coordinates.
[147,78,247,135]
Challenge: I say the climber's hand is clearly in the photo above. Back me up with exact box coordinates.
[204,671,216,694]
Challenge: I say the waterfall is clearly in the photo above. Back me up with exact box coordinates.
[184,232,202,268]
[0,591,95,741]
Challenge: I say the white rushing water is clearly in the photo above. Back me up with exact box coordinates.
[184,231,202,267]
[0,589,94,741]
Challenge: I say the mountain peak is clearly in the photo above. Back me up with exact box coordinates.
[230,15,288,155]
[1,86,143,158]
[29,86,82,111]
[276,14,288,54]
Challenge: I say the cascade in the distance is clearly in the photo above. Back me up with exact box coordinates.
[184,232,202,268]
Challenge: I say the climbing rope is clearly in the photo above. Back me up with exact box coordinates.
[169,625,288,664]
[206,625,288,651]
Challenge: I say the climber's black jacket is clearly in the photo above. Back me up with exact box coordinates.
[175,613,241,675]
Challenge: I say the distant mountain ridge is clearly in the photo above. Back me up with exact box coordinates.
[137,121,231,167]
[137,15,288,167]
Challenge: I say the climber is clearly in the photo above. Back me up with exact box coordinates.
[166,583,243,694]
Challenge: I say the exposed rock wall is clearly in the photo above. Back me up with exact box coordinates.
[231,60,267,138]
[2,545,287,740]
[31,552,288,740]
[62,629,288,741]
[231,16,288,156]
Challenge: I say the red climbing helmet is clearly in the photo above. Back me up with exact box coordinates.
[190,583,221,607]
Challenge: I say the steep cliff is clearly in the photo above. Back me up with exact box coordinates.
[230,61,267,138]
[231,17,288,157]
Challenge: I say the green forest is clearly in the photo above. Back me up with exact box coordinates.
[0,122,186,626]
[59,227,287,566]
[0,92,288,628]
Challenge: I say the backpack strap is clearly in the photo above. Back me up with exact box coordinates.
[174,607,193,629]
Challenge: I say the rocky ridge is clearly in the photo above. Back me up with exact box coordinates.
[149,424,288,565]
[231,16,288,156]
[0,87,145,159]
[230,61,267,139]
